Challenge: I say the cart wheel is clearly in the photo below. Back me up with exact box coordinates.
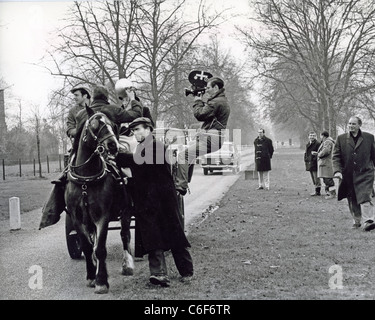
[65,213,82,259]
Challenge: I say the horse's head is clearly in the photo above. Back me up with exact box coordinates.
[83,106,119,159]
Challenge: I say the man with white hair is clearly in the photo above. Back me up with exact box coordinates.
[115,78,154,126]
[115,78,154,153]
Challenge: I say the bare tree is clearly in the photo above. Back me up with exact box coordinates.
[47,83,75,154]
[132,0,226,120]
[26,105,44,178]
[239,0,375,137]
[44,0,226,121]
[45,0,140,97]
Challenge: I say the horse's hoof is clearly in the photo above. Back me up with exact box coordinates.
[94,284,109,294]
[121,251,134,276]
[86,279,96,288]
[121,266,134,276]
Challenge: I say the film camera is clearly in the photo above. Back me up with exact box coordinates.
[184,70,213,97]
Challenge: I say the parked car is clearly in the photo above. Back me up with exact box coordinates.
[200,141,241,175]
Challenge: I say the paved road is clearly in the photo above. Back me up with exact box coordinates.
[0,149,253,300]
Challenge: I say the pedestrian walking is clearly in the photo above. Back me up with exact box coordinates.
[254,129,274,190]
[304,131,321,196]
[317,131,336,200]
[332,116,375,231]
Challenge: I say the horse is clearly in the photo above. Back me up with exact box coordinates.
[65,106,134,294]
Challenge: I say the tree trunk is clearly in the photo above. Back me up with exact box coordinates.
[35,117,43,178]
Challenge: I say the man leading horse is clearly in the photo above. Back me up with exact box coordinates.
[116,117,194,287]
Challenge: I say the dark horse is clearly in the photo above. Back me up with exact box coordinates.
[65,106,133,294]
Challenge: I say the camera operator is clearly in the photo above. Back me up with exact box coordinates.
[175,77,230,195]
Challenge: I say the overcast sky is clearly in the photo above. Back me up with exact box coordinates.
[0,0,253,119]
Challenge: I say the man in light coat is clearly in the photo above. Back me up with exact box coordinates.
[317,131,336,200]
[332,116,375,231]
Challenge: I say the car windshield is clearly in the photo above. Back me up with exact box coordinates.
[220,143,233,152]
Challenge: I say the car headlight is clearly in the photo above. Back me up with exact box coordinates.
[221,157,233,165]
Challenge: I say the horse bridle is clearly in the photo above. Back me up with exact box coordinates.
[70,113,117,170]
[84,112,116,147]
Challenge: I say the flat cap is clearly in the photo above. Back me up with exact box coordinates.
[129,117,154,131]
[71,86,91,99]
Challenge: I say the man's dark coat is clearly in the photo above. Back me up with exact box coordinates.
[332,130,375,204]
[117,135,190,254]
[254,136,274,172]
[75,98,142,128]
[304,140,321,171]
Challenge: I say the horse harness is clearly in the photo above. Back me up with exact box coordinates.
[66,113,126,207]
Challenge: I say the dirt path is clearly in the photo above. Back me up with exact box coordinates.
[116,147,375,300]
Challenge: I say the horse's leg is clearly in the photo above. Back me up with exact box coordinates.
[80,233,96,288]
[73,216,96,287]
[93,218,109,294]
[120,209,134,276]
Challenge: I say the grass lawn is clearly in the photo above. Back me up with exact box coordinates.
[0,174,57,220]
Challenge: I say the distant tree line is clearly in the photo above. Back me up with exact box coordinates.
[0,119,59,162]
[239,0,375,143]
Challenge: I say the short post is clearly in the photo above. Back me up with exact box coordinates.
[9,197,21,230]
[245,169,257,180]
[47,155,50,173]
[59,154,62,172]
[2,159,4,180]
[19,159,22,177]
[33,159,36,176]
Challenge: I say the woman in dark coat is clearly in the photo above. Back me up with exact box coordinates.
[116,117,193,287]
[254,129,274,190]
